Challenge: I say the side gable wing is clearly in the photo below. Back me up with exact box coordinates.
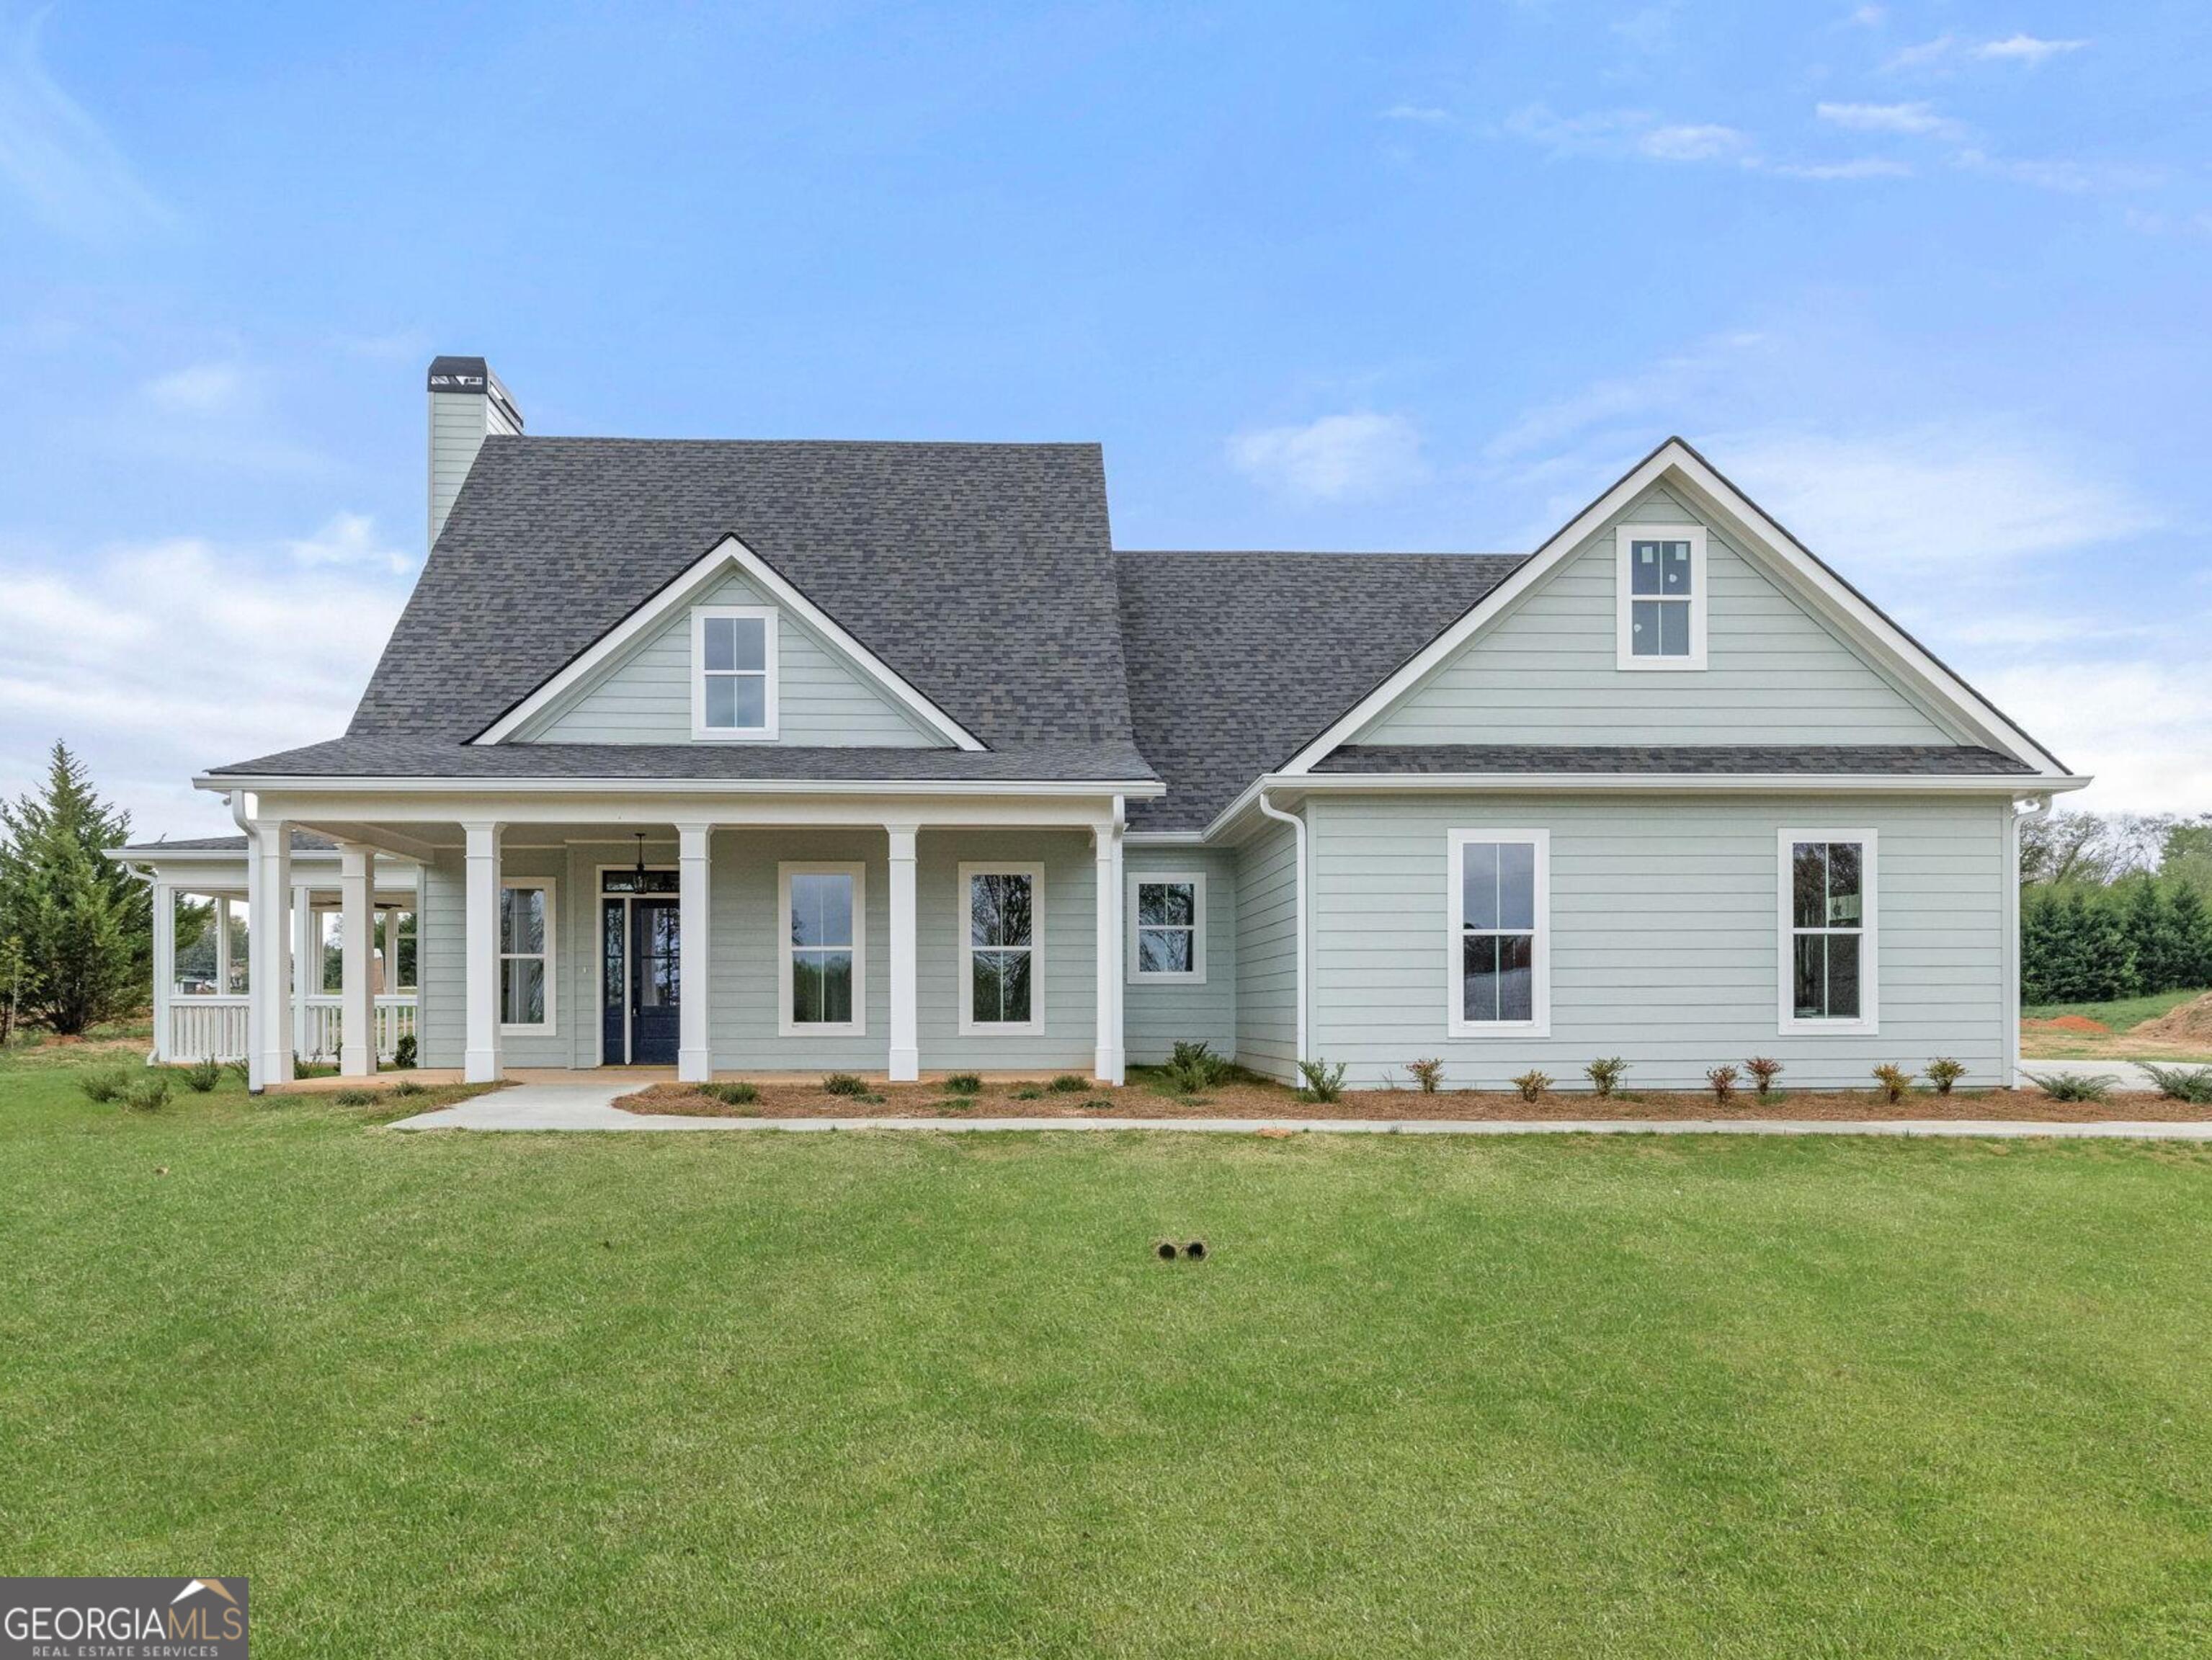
[475,537,985,750]
[1284,439,2071,779]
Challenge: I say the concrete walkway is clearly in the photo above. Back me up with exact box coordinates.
[388,1081,2212,1140]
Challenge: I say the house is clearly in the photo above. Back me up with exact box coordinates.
[123,356,2087,1094]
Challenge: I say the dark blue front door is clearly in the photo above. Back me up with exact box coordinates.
[602,895,680,1065]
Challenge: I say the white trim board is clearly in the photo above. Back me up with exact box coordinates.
[471,535,986,750]
[1277,438,2075,781]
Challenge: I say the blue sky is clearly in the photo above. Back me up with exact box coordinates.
[2,0,2206,837]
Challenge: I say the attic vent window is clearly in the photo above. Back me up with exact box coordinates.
[691,606,779,739]
[1615,523,1708,671]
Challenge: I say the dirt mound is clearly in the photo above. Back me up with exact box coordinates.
[2025,1014,2112,1034]
[2136,991,2212,1044]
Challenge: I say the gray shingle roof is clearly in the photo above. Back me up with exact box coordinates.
[117,830,336,855]
[351,437,1135,749]
[1315,744,2036,776]
[1115,550,1525,829]
[207,737,1156,784]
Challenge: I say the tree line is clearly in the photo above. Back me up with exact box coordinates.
[2020,811,2212,1005]
[0,744,151,1042]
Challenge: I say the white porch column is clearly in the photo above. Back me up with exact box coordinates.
[380,906,400,994]
[290,895,316,1060]
[677,823,713,1082]
[338,844,375,1078]
[1093,813,1125,1085]
[215,896,233,996]
[248,820,293,1092]
[151,881,176,1063]
[886,823,919,1081]
[463,821,504,1083]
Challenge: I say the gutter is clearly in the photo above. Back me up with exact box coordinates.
[1254,789,1307,1072]
[194,774,1166,798]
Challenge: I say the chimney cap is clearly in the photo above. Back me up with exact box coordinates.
[426,355,522,432]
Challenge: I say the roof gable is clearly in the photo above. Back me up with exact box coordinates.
[1283,439,2070,780]
[350,436,1136,750]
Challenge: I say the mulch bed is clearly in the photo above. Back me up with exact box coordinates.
[621,1079,2212,1124]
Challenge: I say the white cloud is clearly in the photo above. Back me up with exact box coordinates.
[1768,156,1913,179]
[0,523,416,838]
[1639,123,1749,162]
[1883,35,1957,71]
[0,5,166,238]
[1713,427,2158,576]
[1815,100,1965,139]
[1843,4,1886,25]
[1228,412,1427,501]
[1973,34,2089,65]
[1980,659,2212,813]
[1380,103,1455,127]
[143,362,247,415]
[285,512,416,576]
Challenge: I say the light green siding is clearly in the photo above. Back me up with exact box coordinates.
[1306,791,2009,1090]
[520,571,944,746]
[1123,845,1239,1065]
[1355,484,1961,746]
[414,842,572,1069]
[1234,820,1300,1081]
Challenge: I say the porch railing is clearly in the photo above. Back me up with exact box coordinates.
[166,994,417,1064]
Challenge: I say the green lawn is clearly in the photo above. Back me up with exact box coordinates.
[5,1053,2212,1656]
[2023,986,2210,1032]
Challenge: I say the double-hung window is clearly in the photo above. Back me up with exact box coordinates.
[691,605,779,738]
[1616,523,1708,669]
[1128,873,1205,982]
[780,863,864,1035]
[1780,831,1877,1032]
[1448,831,1550,1036]
[500,878,555,1035]
[960,863,1043,1035]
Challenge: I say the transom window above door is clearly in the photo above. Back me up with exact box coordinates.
[960,864,1043,1035]
[1615,523,1708,669]
[690,605,779,738]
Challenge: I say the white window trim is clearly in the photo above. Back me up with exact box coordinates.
[958,861,1045,1037]
[1615,522,1708,671]
[1777,828,1879,1035]
[1446,829,1551,1039]
[499,875,556,1037]
[777,862,867,1038]
[690,604,780,741]
[1125,870,1206,984]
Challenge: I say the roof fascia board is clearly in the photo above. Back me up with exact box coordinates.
[195,772,1163,799]
[471,535,986,751]
[1276,439,2070,780]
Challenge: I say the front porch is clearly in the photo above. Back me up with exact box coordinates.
[212,788,1132,1093]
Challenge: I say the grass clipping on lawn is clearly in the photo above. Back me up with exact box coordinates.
[622,1072,2210,1123]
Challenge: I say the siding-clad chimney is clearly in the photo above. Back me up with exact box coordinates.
[426,355,523,550]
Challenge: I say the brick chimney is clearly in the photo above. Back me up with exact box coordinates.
[426,355,523,550]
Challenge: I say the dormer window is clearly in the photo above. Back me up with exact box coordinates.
[690,606,779,738]
[1615,523,1708,670]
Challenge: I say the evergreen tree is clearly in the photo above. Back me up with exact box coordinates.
[2020,888,2061,1005]
[2119,878,2177,994]
[2168,883,2212,990]
[0,744,148,1034]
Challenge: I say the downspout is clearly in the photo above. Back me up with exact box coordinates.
[2005,794,2049,1089]
[1256,790,1307,1074]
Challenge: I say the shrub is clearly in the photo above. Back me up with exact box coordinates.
[1048,1074,1090,1094]
[79,1068,129,1103]
[388,1079,426,1099]
[1296,1058,1347,1104]
[224,1060,250,1086]
[1011,1086,1044,1102]
[1511,1069,1552,1103]
[1084,1096,1114,1110]
[2028,1071,2115,1103]
[822,1073,868,1097]
[943,1072,983,1096]
[705,1081,761,1107]
[1406,1057,1445,1094]
[1584,1057,1627,1098]
[393,1033,419,1070]
[331,1088,375,1107]
[1167,1042,1231,1094]
[1706,1064,1739,1105]
[1871,1063,1914,1104]
[120,1074,172,1113]
[2141,1063,2212,1105]
[1925,1058,1967,1096]
[180,1058,223,1093]
[1744,1057,1783,1099]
